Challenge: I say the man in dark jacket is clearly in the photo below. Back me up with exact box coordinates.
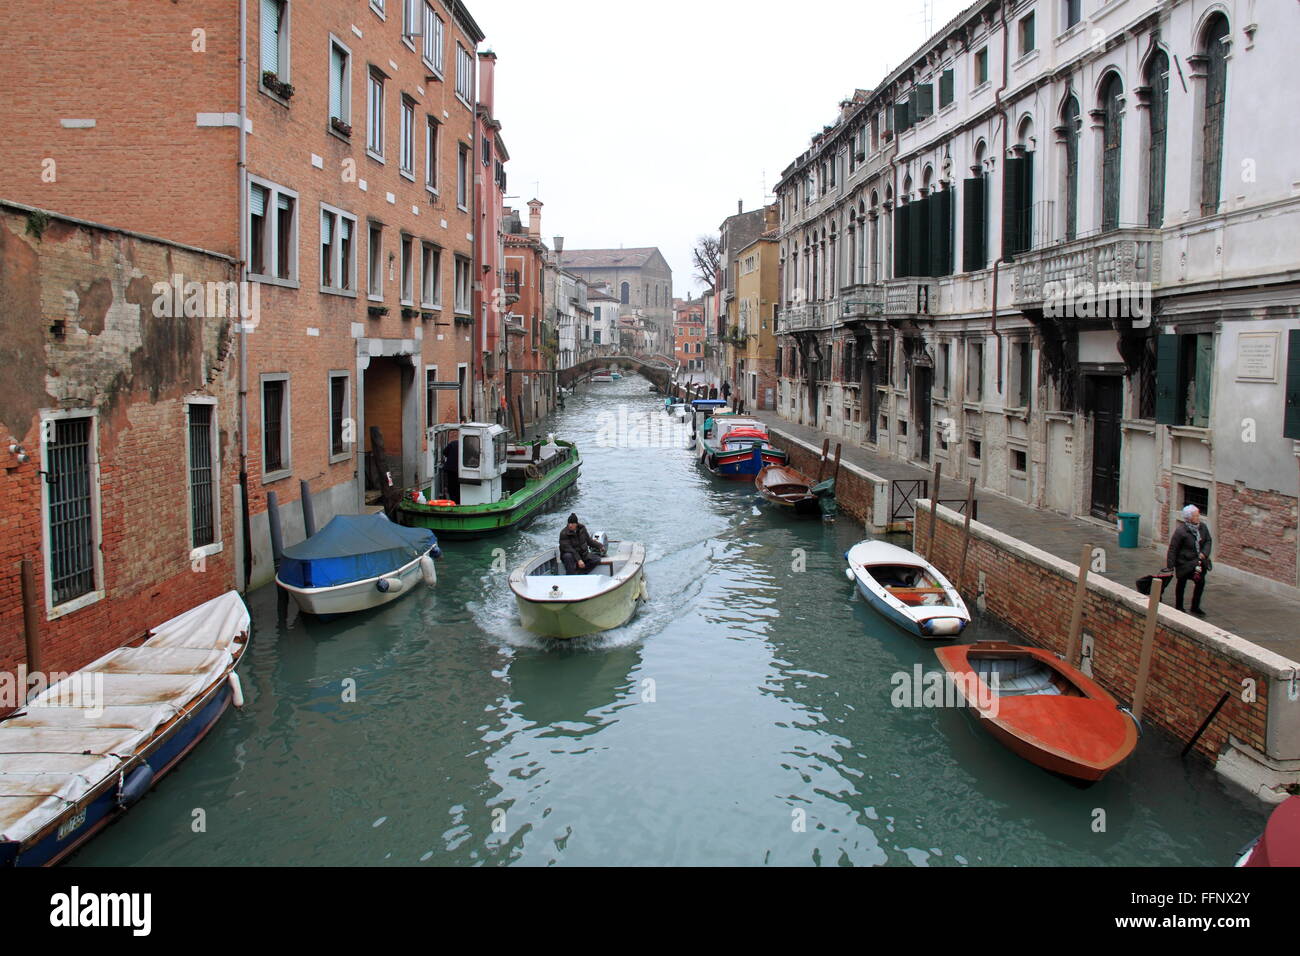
[1166,504,1212,615]
[441,437,460,504]
[559,513,605,574]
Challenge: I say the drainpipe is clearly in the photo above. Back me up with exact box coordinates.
[991,0,1011,394]
[237,0,253,591]
[471,38,481,422]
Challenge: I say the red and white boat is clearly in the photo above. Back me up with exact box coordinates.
[934,641,1139,783]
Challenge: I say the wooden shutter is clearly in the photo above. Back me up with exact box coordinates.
[1154,334,1179,424]
[893,204,908,277]
[907,89,919,127]
[894,101,909,133]
[963,177,985,271]
[1193,333,1214,427]
[908,197,926,280]
[1020,154,1034,251]
[1285,330,1300,439]
[916,84,934,121]
[1002,156,1023,262]
[927,191,944,277]
[940,70,954,108]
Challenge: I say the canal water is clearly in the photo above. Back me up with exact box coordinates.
[75,375,1268,866]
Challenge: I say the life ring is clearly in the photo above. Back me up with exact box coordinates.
[429,500,456,507]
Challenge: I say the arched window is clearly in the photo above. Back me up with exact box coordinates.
[1062,96,1081,240]
[620,282,629,305]
[1200,14,1230,216]
[1100,73,1124,233]
[1145,50,1170,227]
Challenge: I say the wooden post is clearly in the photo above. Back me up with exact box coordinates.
[1063,542,1092,667]
[20,559,41,703]
[924,462,941,558]
[832,443,842,485]
[956,477,976,594]
[1131,578,1163,722]
[815,438,830,482]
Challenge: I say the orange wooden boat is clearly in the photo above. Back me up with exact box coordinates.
[934,641,1138,782]
[755,464,822,517]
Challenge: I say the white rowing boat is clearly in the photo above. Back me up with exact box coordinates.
[509,539,647,639]
[844,539,970,638]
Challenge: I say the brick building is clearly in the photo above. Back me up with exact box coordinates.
[0,202,240,681]
[502,199,556,428]
[673,298,706,371]
[732,218,780,411]
[0,0,490,590]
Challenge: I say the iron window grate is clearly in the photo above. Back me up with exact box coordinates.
[189,404,215,547]
[48,418,95,605]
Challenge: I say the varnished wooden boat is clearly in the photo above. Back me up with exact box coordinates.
[934,641,1139,782]
[756,464,822,517]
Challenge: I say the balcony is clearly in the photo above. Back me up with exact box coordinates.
[883,279,938,316]
[1012,229,1162,310]
[840,284,885,320]
[501,269,522,305]
[777,299,840,334]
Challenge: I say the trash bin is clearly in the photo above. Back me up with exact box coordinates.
[1117,512,1141,549]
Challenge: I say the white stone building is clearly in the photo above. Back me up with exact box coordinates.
[775,0,1300,589]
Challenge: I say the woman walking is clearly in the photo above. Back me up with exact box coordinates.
[1166,504,1212,616]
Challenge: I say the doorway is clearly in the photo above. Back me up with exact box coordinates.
[913,365,933,463]
[1085,374,1122,520]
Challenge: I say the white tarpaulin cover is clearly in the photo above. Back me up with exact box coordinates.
[0,591,250,847]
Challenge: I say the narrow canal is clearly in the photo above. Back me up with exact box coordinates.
[76,375,1267,866]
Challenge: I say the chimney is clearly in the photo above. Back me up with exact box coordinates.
[738,199,744,215]
[527,199,543,239]
[478,50,497,115]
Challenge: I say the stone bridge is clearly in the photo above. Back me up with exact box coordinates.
[558,355,675,392]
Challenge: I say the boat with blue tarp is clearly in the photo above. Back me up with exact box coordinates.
[276,513,440,617]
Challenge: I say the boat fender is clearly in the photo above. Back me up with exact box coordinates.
[429,499,456,508]
[377,576,405,594]
[420,554,438,587]
[118,765,155,809]
[844,567,854,581]
[228,671,245,708]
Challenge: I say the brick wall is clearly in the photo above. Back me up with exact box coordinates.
[1214,483,1298,586]
[914,501,1275,762]
[767,428,877,526]
[0,206,239,683]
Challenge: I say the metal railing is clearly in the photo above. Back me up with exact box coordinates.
[889,478,978,522]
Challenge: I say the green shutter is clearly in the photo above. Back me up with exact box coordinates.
[927,191,943,277]
[1155,334,1179,425]
[940,70,954,107]
[893,204,908,277]
[1002,156,1023,262]
[1285,330,1300,439]
[1020,153,1035,251]
[908,197,926,280]
[894,101,909,133]
[1193,333,1214,427]
[963,177,984,271]
[917,84,934,121]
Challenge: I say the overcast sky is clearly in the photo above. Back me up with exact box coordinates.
[477,0,972,300]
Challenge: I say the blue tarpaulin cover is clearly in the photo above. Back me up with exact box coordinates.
[278,514,436,589]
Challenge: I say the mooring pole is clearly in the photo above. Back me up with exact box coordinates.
[816,438,830,482]
[832,443,842,485]
[299,479,316,538]
[924,462,942,559]
[1182,691,1231,759]
[267,491,284,572]
[1131,578,1163,722]
[956,477,976,595]
[1064,542,1092,667]
[20,558,42,705]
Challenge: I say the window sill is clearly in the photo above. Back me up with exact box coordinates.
[1013,49,1040,70]
[423,61,444,81]
[420,302,443,312]
[368,293,384,303]
[455,93,472,110]
[366,149,386,165]
[262,468,293,486]
[400,169,416,182]
[970,80,991,98]
[369,2,386,21]
[426,186,439,198]
[457,204,467,213]
[250,274,300,290]
[402,37,416,55]
[47,589,105,623]
[258,83,292,108]
[329,451,354,465]
[191,541,225,561]
[326,124,353,145]
[321,286,358,298]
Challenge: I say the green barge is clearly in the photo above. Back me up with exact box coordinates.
[397,423,581,539]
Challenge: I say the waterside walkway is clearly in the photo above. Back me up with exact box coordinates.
[750,410,1300,667]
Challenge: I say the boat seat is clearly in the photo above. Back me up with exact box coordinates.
[976,666,1062,697]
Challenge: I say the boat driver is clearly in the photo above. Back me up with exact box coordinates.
[560,513,606,574]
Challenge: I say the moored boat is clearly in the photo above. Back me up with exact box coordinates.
[509,539,648,639]
[0,591,251,866]
[398,425,581,539]
[756,464,825,517]
[276,513,439,617]
[1237,795,1300,867]
[698,417,788,479]
[934,640,1140,783]
[844,539,969,637]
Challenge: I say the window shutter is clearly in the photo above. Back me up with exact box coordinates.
[916,84,934,121]
[1285,330,1300,439]
[927,192,943,277]
[340,217,351,241]
[260,0,280,76]
[963,177,985,271]
[1194,334,1214,426]
[893,205,908,277]
[249,183,266,216]
[906,89,919,128]
[330,46,344,119]
[320,210,332,244]
[1002,155,1023,261]
[1154,334,1179,425]
[908,197,926,279]
[893,101,909,133]
[940,70,954,107]
[1019,153,1034,252]
[277,192,292,212]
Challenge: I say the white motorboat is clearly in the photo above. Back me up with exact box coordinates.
[509,538,647,639]
[843,539,970,638]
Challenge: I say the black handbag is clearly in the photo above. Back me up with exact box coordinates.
[1136,568,1174,595]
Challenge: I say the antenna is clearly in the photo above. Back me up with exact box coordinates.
[922,0,933,38]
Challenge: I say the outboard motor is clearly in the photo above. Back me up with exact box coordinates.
[593,531,609,552]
